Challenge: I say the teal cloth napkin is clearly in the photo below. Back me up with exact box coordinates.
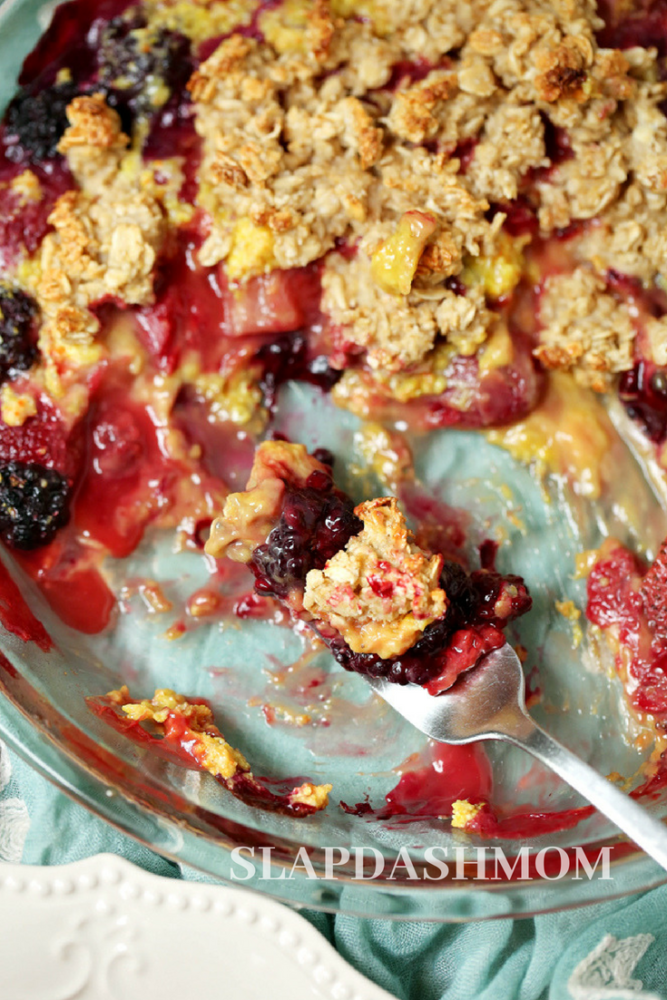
[2,738,667,1000]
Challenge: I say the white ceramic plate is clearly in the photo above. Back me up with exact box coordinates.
[0,855,393,1000]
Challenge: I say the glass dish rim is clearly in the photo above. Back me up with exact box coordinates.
[1,0,667,923]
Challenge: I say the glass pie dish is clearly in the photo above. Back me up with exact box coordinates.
[0,0,667,922]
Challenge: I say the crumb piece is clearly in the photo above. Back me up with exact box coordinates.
[451,798,485,829]
[205,441,329,561]
[40,185,165,310]
[24,94,167,400]
[187,589,221,618]
[290,781,332,808]
[534,267,635,390]
[303,496,446,658]
[9,170,42,204]
[555,597,583,647]
[119,687,250,779]
[575,184,667,285]
[467,105,547,202]
[138,580,173,615]
[353,422,413,490]
[537,137,627,231]
[555,598,580,620]
[190,368,265,428]
[533,37,591,103]
[0,384,37,427]
[387,70,459,144]
[323,250,439,370]
[574,549,600,579]
[324,249,493,372]
[57,93,130,194]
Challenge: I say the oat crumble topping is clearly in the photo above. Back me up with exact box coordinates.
[205,440,330,561]
[534,267,636,390]
[304,496,447,658]
[175,0,667,389]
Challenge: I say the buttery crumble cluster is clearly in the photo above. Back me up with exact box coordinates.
[303,497,447,658]
[3,0,667,434]
[185,0,667,391]
[28,95,167,401]
[0,91,192,428]
[205,439,330,562]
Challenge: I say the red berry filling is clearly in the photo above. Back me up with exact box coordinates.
[587,540,667,717]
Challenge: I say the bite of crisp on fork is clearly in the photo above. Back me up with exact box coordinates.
[205,439,532,695]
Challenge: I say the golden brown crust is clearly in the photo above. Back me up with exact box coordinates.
[533,38,590,103]
[534,267,636,391]
[57,93,129,152]
[387,72,459,144]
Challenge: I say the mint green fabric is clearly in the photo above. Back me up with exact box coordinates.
[2,739,667,1000]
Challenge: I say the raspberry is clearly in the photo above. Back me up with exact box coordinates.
[640,539,667,638]
[0,407,81,479]
[0,461,71,549]
[3,80,78,164]
[0,286,39,376]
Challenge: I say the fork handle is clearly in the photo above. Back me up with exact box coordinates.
[503,720,667,872]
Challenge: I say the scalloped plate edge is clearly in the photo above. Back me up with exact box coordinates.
[0,853,395,1000]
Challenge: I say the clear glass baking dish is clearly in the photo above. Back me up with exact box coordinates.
[1,0,666,921]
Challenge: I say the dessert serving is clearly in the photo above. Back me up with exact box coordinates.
[2,0,667,843]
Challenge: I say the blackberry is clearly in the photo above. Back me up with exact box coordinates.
[0,286,38,376]
[256,334,340,410]
[0,461,71,549]
[3,80,78,163]
[250,484,361,598]
[98,15,191,122]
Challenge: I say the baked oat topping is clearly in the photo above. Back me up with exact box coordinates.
[535,267,635,390]
[205,440,330,561]
[176,0,667,387]
[303,496,447,658]
[10,94,171,408]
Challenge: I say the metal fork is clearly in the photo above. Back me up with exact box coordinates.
[367,643,667,872]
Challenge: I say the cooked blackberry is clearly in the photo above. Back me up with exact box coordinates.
[0,461,71,549]
[256,334,340,410]
[3,80,78,163]
[250,482,362,599]
[98,15,191,121]
[0,286,38,375]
